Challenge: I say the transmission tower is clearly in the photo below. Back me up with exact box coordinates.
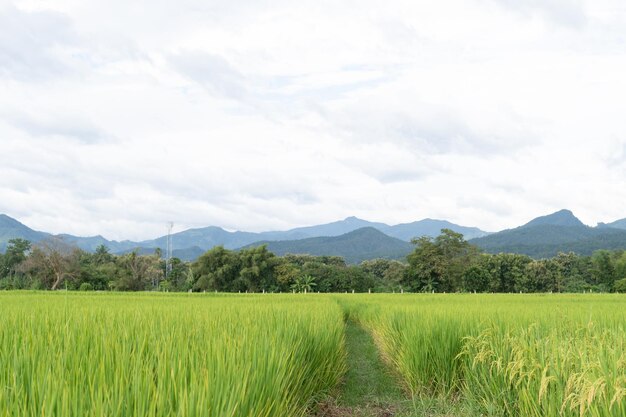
[166,222,174,278]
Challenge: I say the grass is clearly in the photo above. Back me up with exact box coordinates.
[340,319,405,406]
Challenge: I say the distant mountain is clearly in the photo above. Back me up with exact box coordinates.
[56,234,137,253]
[598,218,626,231]
[0,214,49,251]
[280,216,389,238]
[85,216,489,255]
[242,227,413,264]
[0,213,487,260]
[383,219,489,241]
[137,226,264,251]
[522,209,585,228]
[14,210,626,262]
[470,210,626,258]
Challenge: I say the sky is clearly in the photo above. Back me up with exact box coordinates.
[1,0,626,240]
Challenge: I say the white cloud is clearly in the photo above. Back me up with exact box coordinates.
[1,0,626,240]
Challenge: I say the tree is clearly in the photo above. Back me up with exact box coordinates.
[18,239,81,290]
[462,264,490,292]
[237,245,278,292]
[93,244,114,265]
[591,250,616,291]
[274,260,301,290]
[114,251,162,291]
[192,246,240,291]
[481,253,531,293]
[615,278,626,293]
[291,275,316,293]
[1,238,31,278]
[517,260,554,293]
[360,259,407,290]
[404,229,480,292]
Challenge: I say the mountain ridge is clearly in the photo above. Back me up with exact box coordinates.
[241,227,413,264]
[470,210,626,258]
[3,211,626,261]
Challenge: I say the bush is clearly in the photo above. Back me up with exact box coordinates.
[614,278,626,293]
[79,282,94,291]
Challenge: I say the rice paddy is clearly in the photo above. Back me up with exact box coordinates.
[0,292,624,416]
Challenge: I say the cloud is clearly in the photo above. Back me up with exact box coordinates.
[168,51,248,100]
[1,0,626,240]
[0,4,76,81]
[490,0,587,29]
[1,111,108,144]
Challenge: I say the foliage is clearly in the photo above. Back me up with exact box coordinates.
[2,229,626,293]
[404,229,480,292]
[291,275,316,293]
[614,277,626,293]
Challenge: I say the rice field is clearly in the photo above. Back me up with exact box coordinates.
[0,292,625,416]
[0,293,345,417]
[343,294,626,416]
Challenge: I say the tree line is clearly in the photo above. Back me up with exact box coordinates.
[1,229,625,293]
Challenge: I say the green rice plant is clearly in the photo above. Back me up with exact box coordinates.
[0,292,346,417]
[338,293,626,417]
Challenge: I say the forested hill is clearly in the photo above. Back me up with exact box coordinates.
[470,210,626,258]
[241,227,413,264]
[0,215,49,252]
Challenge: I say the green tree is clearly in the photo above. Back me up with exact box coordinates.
[591,250,616,291]
[615,278,626,293]
[1,238,31,278]
[482,253,531,293]
[405,229,479,292]
[274,260,301,290]
[462,264,490,292]
[237,245,278,292]
[291,275,316,293]
[360,259,407,291]
[192,246,240,291]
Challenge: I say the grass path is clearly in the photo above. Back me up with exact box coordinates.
[313,318,472,417]
[314,319,412,417]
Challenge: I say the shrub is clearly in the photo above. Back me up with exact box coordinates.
[79,282,94,291]
[614,278,626,293]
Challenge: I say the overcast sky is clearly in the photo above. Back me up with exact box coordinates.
[1,0,626,240]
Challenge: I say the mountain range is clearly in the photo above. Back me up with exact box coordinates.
[469,210,626,258]
[242,227,413,264]
[0,214,488,258]
[1,210,626,262]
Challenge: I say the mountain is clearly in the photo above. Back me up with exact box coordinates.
[522,209,585,228]
[0,213,487,259]
[110,216,489,254]
[384,218,489,241]
[242,227,413,264]
[56,234,137,253]
[279,216,389,238]
[470,210,626,258]
[598,217,626,231]
[137,226,264,251]
[0,214,50,252]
